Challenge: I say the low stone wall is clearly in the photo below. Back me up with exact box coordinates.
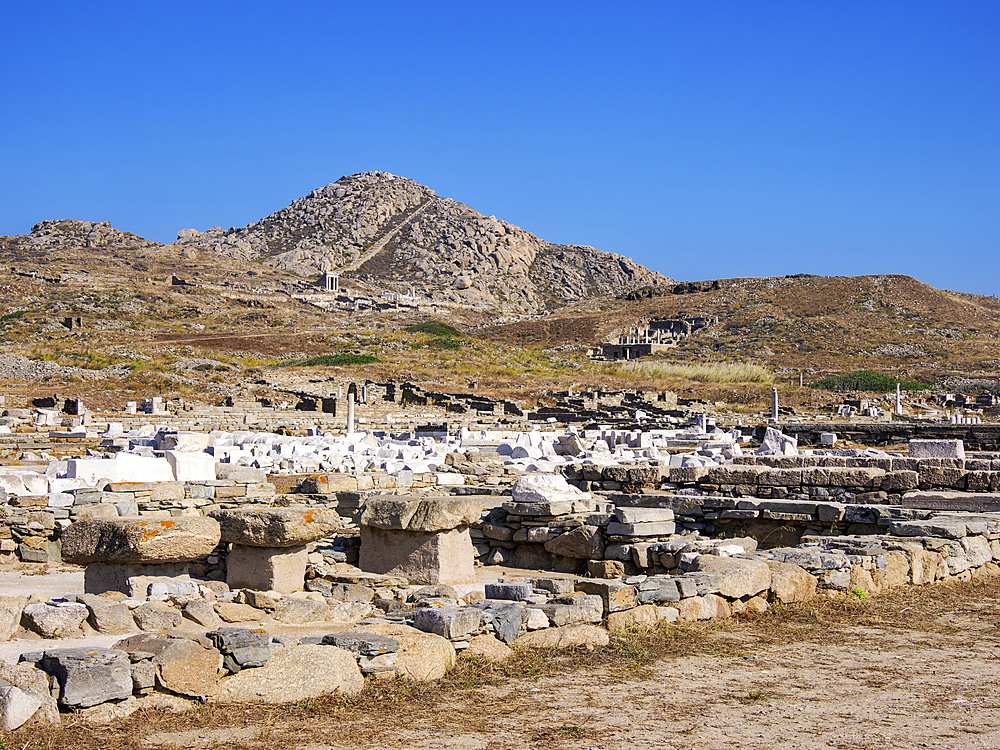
[5,511,1000,730]
[565,455,1000,503]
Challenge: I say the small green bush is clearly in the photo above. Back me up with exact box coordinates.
[0,310,26,322]
[809,370,929,393]
[273,353,381,368]
[405,320,461,338]
[429,337,461,350]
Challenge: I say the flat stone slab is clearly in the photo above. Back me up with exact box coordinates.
[356,497,485,532]
[208,508,340,547]
[902,491,1000,513]
[61,517,221,564]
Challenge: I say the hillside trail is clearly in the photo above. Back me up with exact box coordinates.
[334,198,434,276]
[127,581,1000,750]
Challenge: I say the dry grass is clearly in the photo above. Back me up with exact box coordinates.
[12,577,1000,750]
[617,360,773,384]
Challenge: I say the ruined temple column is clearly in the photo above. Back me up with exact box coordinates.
[347,393,356,435]
[771,388,779,422]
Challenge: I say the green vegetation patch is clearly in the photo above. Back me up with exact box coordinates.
[0,310,26,322]
[809,369,930,393]
[405,320,461,338]
[273,353,381,368]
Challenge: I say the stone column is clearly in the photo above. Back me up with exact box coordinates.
[771,388,779,422]
[356,497,485,585]
[347,393,356,435]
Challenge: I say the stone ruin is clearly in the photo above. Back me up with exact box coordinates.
[4,426,1000,730]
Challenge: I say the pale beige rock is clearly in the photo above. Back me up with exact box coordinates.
[877,552,911,588]
[766,561,818,603]
[691,556,771,599]
[214,602,266,623]
[850,566,880,597]
[78,695,139,724]
[0,662,60,727]
[676,594,731,622]
[62,516,221,564]
[513,624,610,650]
[606,604,662,634]
[132,602,183,631]
[462,634,514,662]
[215,645,362,703]
[359,526,476,585]
[350,622,455,681]
[226,544,307,594]
[732,595,769,614]
[544,525,604,559]
[0,595,27,641]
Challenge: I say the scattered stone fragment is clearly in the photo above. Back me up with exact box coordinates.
[132,602,183,631]
[38,648,132,708]
[22,602,88,638]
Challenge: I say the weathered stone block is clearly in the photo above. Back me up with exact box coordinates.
[359,526,476,585]
[210,508,339,547]
[84,561,193,597]
[227,544,308,594]
[574,580,638,613]
[690,556,770,599]
[544,525,604,559]
[38,648,132,708]
[62,517,221,564]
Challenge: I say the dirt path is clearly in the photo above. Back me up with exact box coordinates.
[18,580,1000,750]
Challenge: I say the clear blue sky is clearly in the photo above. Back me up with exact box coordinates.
[2,1,997,294]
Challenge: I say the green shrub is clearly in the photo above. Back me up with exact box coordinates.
[0,310,26,322]
[809,370,929,393]
[429,337,461,350]
[405,320,461,338]
[272,353,381,368]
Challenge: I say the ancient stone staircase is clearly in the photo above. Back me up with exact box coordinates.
[333,197,433,275]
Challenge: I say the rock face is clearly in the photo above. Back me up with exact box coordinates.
[357,497,482,585]
[209,508,340,547]
[61,517,221,564]
[174,171,670,313]
[0,662,60,726]
[22,602,88,638]
[215,644,362,704]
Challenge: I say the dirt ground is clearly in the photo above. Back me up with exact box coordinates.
[13,578,1000,750]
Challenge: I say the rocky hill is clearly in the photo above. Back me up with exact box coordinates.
[174,171,671,312]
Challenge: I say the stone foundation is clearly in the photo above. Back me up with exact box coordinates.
[359,526,476,585]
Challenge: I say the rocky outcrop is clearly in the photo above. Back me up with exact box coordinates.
[175,171,670,312]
